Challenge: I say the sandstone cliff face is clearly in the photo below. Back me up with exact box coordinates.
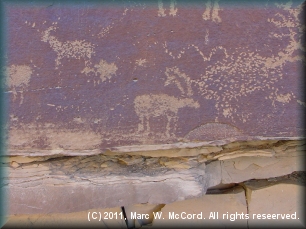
[1,0,305,228]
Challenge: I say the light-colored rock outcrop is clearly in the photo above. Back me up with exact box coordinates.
[4,207,127,228]
[125,204,165,228]
[220,149,304,184]
[6,156,206,214]
[4,140,304,215]
[245,179,305,228]
[152,186,248,228]
[5,172,305,228]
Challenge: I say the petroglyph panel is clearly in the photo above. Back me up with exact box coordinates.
[4,1,305,155]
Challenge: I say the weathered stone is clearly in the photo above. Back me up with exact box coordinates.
[205,160,222,188]
[214,149,275,160]
[125,204,165,228]
[244,179,305,228]
[4,1,304,157]
[5,155,206,214]
[4,208,127,228]
[2,1,305,227]
[152,186,248,228]
[204,140,305,188]
[221,149,304,184]
[4,140,304,215]
[7,178,204,215]
[119,146,222,158]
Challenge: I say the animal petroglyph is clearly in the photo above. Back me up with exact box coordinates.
[41,25,118,83]
[186,2,304,123]
[134,67,199,138]
[134,94,199,137]
[160,1,303,124]
[202,0,221,23]
[41,25,95,69]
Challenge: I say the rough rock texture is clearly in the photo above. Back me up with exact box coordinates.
[207,140,305,185]
[4,207,127,228]
[2,0,305,228]
[125,204,165,228]
[3,140,304,215]
[244,176,306,228]
[4,173,306,228]
[152,186,248,228]
[4,1,305,155]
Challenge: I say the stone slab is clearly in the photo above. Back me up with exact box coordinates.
[4,207,127,228]
[244,179,305,228]
[5,140,304,214]
[221,149,304,184]
[152,186,248,228]
[5,156,206,214]
[125,203,165,228]
[205,140,305,188]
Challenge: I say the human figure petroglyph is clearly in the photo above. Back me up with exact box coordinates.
[158,0,178,17]
[202,0,221,23]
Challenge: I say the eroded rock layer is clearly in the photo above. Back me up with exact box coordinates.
[3,140,304,215]
[4,171,306,228]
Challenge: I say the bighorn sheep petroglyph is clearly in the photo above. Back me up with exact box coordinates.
[134,67,199,137]
[41,26,95,69]
[134,94,199,137]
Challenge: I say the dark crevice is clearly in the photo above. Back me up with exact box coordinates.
[239,183,250,229]
[207,171,306,194]
[121,206,129,229]
[206,183,237,193]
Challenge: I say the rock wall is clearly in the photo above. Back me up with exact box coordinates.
[1,0,305,228]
